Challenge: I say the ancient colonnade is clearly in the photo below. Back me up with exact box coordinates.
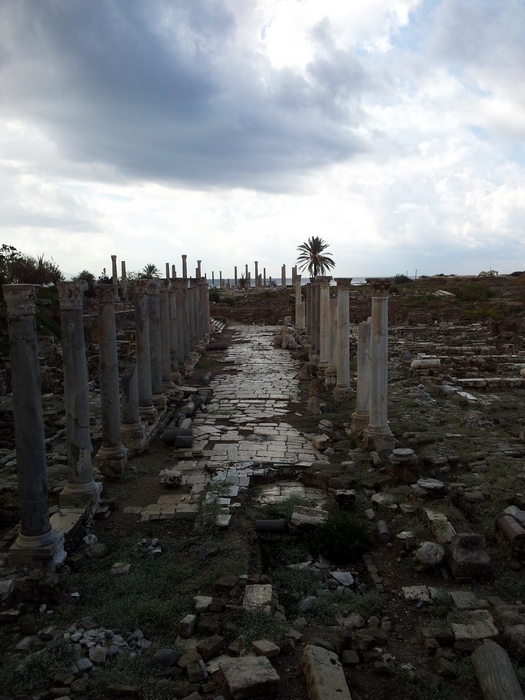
[3,259,210,568]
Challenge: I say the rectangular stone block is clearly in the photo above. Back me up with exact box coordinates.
[301,645,352,700]
[243,584,273,612]
[219,656,280,700]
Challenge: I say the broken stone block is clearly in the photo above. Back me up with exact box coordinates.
[243,584,272,612]
[193,596,213,613]
[219,656,280,700]
[291,505,328,528]
[159,468,182,487]
[449,591,488,610]
[302,644,352,700]
[312,435,331,451]
[415,542,445,567]
[196,634,225,661]
[447,533,491,580]
[111,562,131,575]
[252,639,280,658]
[452,611,499,649]
[179,614,197,638]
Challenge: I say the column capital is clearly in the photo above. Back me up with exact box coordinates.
[145,279,160,295]
[57,280,88,310]
[95,283,118,303]
[334,277,353,291]
[317,276,332,288]
[367,278,391,296]
[133,278,150,294]
[3,284,38,317]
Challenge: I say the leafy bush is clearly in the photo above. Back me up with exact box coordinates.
[307,511,372,565]
[209,287,221,303]
[392,274,413,284]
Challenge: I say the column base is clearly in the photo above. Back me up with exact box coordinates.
[333,385,353,402]
[152,393,168,414]
[59,480,102,511]
[95,444,128,481]
[121,421,147,454]
[363,426,395,453]
[351,410,369,433]
[325,367,337,387]
[139,403,157,425]
[9,529,66,570]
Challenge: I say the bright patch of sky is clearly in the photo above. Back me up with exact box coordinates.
[0,0,524,280]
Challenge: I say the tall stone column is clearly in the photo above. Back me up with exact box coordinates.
[173,278,190,368]
[4,284,65,568]
[146,279,167,410]
[318,276,332,373]
[220,271,224,289]
[186,279,196,353]
[190,279,200,349]
[95,284,128,479]
[201,278,211,338]
[121,261,127,299]
[120,364,147,453]
[182,254,188,280]
[172,264,176,278]
[234,266,238,287]
[326,297,338,386]
[309,278,321,364]
[254,261,259,288]
[57,281,101,508]
[168,282,181,380]
[133,279,156,423]
[333,278,352,401]
[364,279,395,452]
[281,265,286,288]
[196,260,202,278]
[111,255,118,287]
[159,280,175,390]
[295,274,305,331]
[352,321,371,432]
[263,268,266,287]
[165,263,170,279]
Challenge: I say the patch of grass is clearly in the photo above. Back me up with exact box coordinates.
[306,593,340,625]
[306,511,372,565]
[0,642,76,695]
[492,570,525,602]
[234,609,287,645]
[88,654,165,699]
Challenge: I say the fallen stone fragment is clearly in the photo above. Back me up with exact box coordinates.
[159,468,182,487]
[330,571,354,587]
[301,644,352,700]
[415,542,445,567]
[291,505,328,528]
[219,656,280,700]
[179,614,197,638]
[193,596,213,613]
[111,562,131,575]
[243,584,272,612]
[196,634,225,661]
[252,639,280,658]
[153,648,181,667]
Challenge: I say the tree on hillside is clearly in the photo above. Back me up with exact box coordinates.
[296,236,335,277]
[0,245,64,286]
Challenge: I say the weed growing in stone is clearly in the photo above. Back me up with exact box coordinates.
[0,642,76,696]
[306,511,372,565]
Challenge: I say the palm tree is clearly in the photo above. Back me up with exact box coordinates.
[139,263,161,278]
[296,236,335,277]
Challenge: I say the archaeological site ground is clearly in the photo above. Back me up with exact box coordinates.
[2,272,525,699]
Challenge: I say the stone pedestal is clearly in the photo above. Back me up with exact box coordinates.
[121,364,147,453]
[3,284,65,568]
[388,448,418,483]
[95,284,128,479]
[352,321,371,432]
[364,280,395,452]
[318,276,332,374]
[57,281,101,509]
[133,280,157,424]
[333,278,352,401]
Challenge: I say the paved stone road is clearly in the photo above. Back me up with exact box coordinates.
[130,325,324,522]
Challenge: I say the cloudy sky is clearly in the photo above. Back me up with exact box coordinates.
[1,0,524,280]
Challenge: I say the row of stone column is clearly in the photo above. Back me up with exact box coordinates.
[3,272,210,567]
[300,276,395,452]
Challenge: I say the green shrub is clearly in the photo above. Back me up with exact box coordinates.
[392,274,413,284]
[209,287,221,303]
[306,511,372,565]
[452,283,494,302]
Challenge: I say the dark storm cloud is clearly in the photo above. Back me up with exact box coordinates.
[0,0,366,190]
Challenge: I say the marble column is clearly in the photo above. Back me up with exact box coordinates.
[111,255,118,287]
[182,254,188,280]
[4,284,65,568]
[295,275,305,331]
[220,271,224,289]
[172,264,176,278]
[165,263,170,279]
[146,279,167,410]
[234,266,238,287]
[202,278,211,337]
[318,276,332,373]
[120,364,147,453]
[173,278,190,368]
[133,279,156,423]
[352,320,371,432]
[245,264,249,283]
[159,280,175,390]
[364,279,395,452]
[95,284,128,478]
[263,268,266,287]
[309,278,321,364]
[281,265,286,288]
[196,260,202,279]
[254,261,259,288]
[168,282,181,380]
[326,297,338,386]
[57,281,101,508]
[121,261,127,299]
[333,278,353,401]
[190,279,200,349]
